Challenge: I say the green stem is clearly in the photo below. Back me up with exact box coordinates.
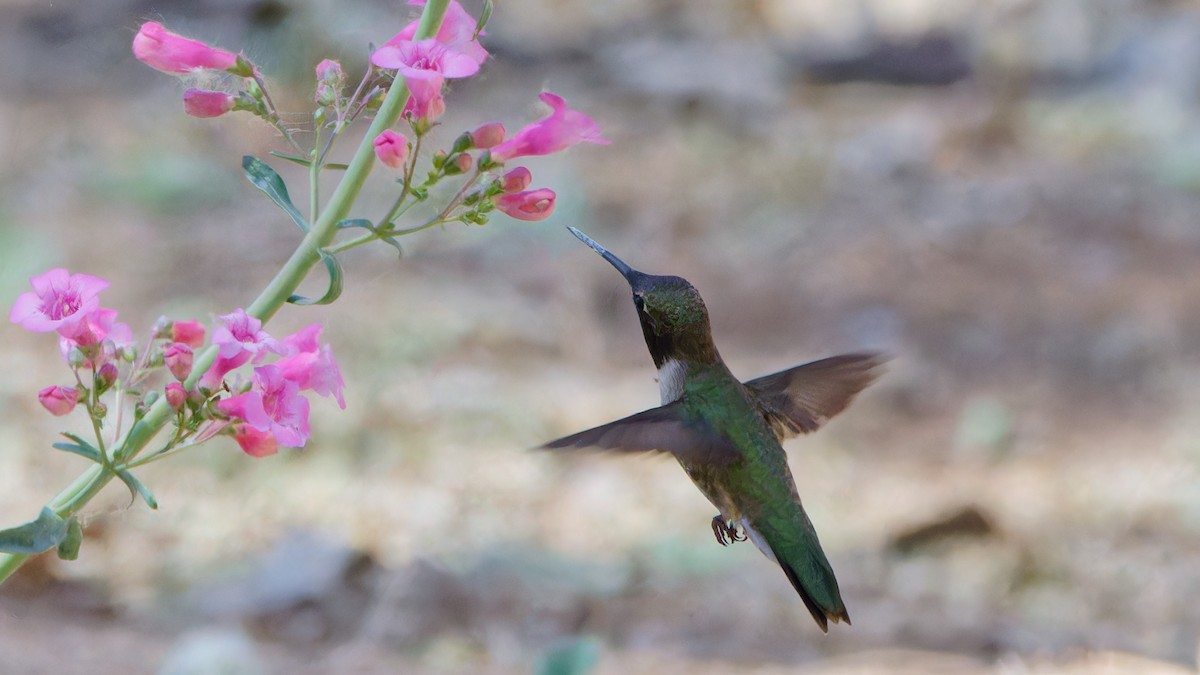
[0,0,452,586]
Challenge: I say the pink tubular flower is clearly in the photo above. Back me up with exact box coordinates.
[385,0,488,67]
[232,424,278,458]
[58,308,133,369]
[200,309,283,391]
[132,21,240,74]
[212,309,282,361]
[371,39,481,122]
[38,385,79,417]
[216,365,311,450]
[470,122,505,149]
[494,188,556,221]
[490,92,609,162]
[374,130,410,169]
[163,342,194,381]
[10,268,109,338]
[499,167,532,193]
[183,88,236,118]
[276,324,346,409]
[171,319,206,348]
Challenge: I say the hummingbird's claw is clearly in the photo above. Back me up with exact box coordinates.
[711,515,746,546]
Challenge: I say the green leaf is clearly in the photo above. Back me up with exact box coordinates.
[242,156,309,232]
[337,219,404,259]
[269,151,313,168]
[52,442,102,463]
[536,637,601,675]
[475,0,493,38]
[0,507,69,554]
[287,250,344,305]
[56,518,83,561]
[323,163,349,171]
[116,470,158,510]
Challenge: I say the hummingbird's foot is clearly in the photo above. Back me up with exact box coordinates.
[710,515,747,546]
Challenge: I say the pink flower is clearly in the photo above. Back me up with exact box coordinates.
[165,382,187,409]
[211,309,282,361]
[183,88,236,118]
[493,188,556,221]
[231,424,278,457]
[374,130,410,169]
[57,308,132,368]
[171,320,206,348]
[384,0,488,67]
[217,365,311,450]
[163,342,194,381]
[10,268,109,338]
[499,167,532,193]
[38,385,79,416]
[490,92,609,162]
[469,122,506,149]
[371,39,481,122]
[132,21,240,74]
[200,309,282,391]
[276,324,346,409]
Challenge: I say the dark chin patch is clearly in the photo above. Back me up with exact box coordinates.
[637,310,676,368]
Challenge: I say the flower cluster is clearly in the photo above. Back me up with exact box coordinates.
[130,2,607,229]
[9,270,344,459]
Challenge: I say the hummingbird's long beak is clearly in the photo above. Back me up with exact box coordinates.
[567,227,638,281]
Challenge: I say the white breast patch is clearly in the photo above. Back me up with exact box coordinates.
[658,358,687,404]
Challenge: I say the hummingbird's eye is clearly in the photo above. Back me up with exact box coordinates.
[633,294,645,311]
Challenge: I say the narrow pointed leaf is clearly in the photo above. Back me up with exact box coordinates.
[242,156,309,232]
[475,0,493,38]
[52,442,102,463]
[268,151,313,167]
[56,518,83,561]
[336,219,404,258]
[116,470,158,510]
[323,163,349,171]
[379,235,404,259]
[287,250,344,305]
[0,507,69,554]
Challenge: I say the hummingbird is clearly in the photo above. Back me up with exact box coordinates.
[542,227,885,632]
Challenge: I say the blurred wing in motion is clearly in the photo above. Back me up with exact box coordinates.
[746,352,887,440]
[541,403,740,467]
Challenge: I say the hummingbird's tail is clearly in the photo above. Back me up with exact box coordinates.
[743,511,850,633]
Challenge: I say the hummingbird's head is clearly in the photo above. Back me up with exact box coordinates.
[569,227,718,368]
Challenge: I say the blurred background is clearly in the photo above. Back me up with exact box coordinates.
[2,0,1199,673]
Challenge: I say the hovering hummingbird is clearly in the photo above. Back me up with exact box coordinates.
[543,227,885,632]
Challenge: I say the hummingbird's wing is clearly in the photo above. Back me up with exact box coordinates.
[744,352,886,440]
[541,403,740,466]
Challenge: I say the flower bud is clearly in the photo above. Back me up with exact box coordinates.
[96,362,119,393]
[38,385,79,416]
[500,167,532,193]
[165,382,187,410]
[132,22,240,74]
[171,319,206,348]
[314,59,345,106]
[469,122,506,149]
[163,342,194,381]
[373,130,409,169]
[493,188,556,221]
[183,88,236,119]
[444,153,473,175]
